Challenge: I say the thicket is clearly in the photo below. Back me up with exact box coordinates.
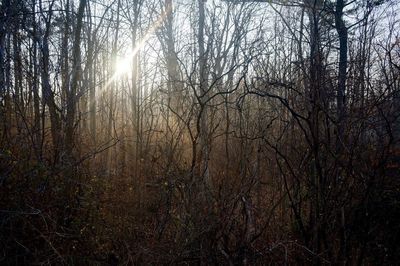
[1,0,399,264]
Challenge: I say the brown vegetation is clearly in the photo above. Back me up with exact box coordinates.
[1,0,399,264]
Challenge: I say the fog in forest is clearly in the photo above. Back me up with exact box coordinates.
[1,0,399,264]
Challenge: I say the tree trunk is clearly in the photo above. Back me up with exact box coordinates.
[198,0,211,190]
[65,0,87,159]
[0,0,10,142]
[40,3,62,162]
[335,0,347,154]
[334,0,348,263]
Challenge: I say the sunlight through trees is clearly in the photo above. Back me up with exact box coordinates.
[1,0,399,264]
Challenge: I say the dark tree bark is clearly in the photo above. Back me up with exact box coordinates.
[65,0,87,158]
[0,0,10,141]
[197,0,211,189]
[335,0,348,153]
[40,0,62,162]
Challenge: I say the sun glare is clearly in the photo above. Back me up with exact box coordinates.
[114,56,132,76]
[100,2,172,95]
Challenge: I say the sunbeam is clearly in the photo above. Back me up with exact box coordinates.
[97,3,173,102]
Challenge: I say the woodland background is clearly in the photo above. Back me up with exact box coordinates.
[1,0,400,264]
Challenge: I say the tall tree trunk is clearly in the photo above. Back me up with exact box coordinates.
[87,2,96,145]
[106,0,120,174]
[198,0,211,190]
[61,0,70,122]
[40,0,62,163]
[164,0,180,112]
[65,0,87,158]
[0,0,10,142]
[335,0,348,263]
[31,0,42,158]
[335,0,347,154]
[305,0,324,260]
[129,0,141,205]
[13,22,23,116]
